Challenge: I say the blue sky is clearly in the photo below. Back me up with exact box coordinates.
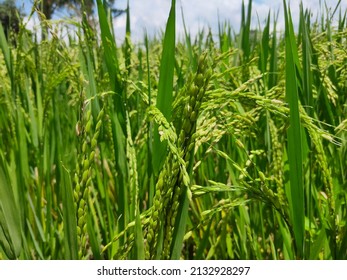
[15,0,347,43]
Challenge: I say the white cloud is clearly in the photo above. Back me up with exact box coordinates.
[112,0,347,43]
[17,0,347,44]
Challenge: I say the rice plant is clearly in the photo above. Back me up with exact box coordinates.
[0,0,346,260]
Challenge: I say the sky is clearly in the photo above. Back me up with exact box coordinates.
[15,0,347,43]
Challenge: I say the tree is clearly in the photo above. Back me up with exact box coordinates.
[36,0,124,21]
[0,0,23,39]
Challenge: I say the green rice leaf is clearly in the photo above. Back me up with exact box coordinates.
[283,0,305,259]
[61,164,78,260]
[0,22,11,78]
[0,154,22,259]
[153,0,176,174]
[96,0,125,129]
[134,212,145,260]
[170,186,189,260]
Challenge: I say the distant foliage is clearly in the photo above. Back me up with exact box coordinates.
[0,0,22,39]
[35,0,124,20]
